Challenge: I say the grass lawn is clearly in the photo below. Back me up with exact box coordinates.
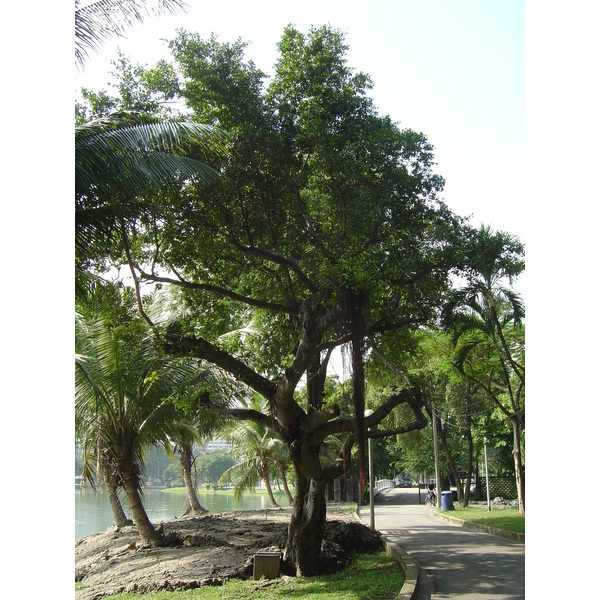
[102,552,406,600]
[447,506,525,534]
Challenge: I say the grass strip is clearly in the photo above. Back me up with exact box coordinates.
[100,551,406,599]
[447,506,525,534]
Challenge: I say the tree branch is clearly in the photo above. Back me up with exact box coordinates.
[121,218,155,328]
[226,233,321,294]
[319,389,427,480]
[138,268,295,314]
[194,392,281,434]
[163,331,277,400]
[369,341,411,386]
[313,388,425,442]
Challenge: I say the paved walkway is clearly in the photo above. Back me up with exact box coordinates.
[356,487,525,599]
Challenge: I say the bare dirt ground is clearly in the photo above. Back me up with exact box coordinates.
[75,503,383,600]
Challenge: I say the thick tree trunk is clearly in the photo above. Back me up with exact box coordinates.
[282,440,328,576]
[284,471,327,576]
[121,467,163,546]
[105,480,132,528]
[510,415,525,515]
[180,445,208,515]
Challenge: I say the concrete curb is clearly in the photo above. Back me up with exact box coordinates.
[380,535,420,600]
[431,511,525,543]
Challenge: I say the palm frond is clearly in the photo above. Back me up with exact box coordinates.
[219,458,260,500]
[75,118,227,198]
[75,0,187,70]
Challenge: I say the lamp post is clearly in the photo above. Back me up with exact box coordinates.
[483,436,491,512]
[364,409,375,530]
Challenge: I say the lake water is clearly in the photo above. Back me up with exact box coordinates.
[75,486,288,539]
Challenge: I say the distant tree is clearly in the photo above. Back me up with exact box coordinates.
[161,462,184,488]
[171,386,230,516]
[196,449,236,486]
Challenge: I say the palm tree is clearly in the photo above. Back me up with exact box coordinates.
[219,396,284,508]
[176,439,207,516]
[172,410,227,517]
[75,312,204,544]
[75,0,187,70]
[78,436,133,527]
[442,225,525,514]
[272,443,294,506]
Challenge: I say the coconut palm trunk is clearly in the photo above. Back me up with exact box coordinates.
[97,449,133,527]
[260,465,280,508]
[105,479,132,528]
[276,463,294,506]
[120,466,163,546]
[180,443,207,515]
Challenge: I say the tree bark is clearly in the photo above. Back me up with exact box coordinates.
[462,427,474,506]
[284,462,327,576]
[180,444,208,515]
[98,456,132,528]
[105,479,133,528]
[121,466,163,546]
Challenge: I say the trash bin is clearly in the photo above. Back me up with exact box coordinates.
[441,491,454,511]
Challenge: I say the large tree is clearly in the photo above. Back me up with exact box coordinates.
[80,25,473,574]
[442,225,525,513]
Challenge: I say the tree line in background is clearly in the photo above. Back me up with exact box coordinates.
[75,2,524,576]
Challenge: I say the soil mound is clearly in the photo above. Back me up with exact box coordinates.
[75,504,382,599]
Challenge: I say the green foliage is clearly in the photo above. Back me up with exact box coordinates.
[161,462,183,488]
[195,449,236,485]
[144,25,468,343]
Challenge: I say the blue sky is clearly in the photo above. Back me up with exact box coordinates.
[75,0,526,251]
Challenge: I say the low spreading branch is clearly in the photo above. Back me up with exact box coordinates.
[139,268,294,314]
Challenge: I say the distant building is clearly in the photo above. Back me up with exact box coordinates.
[196,438,234,454]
